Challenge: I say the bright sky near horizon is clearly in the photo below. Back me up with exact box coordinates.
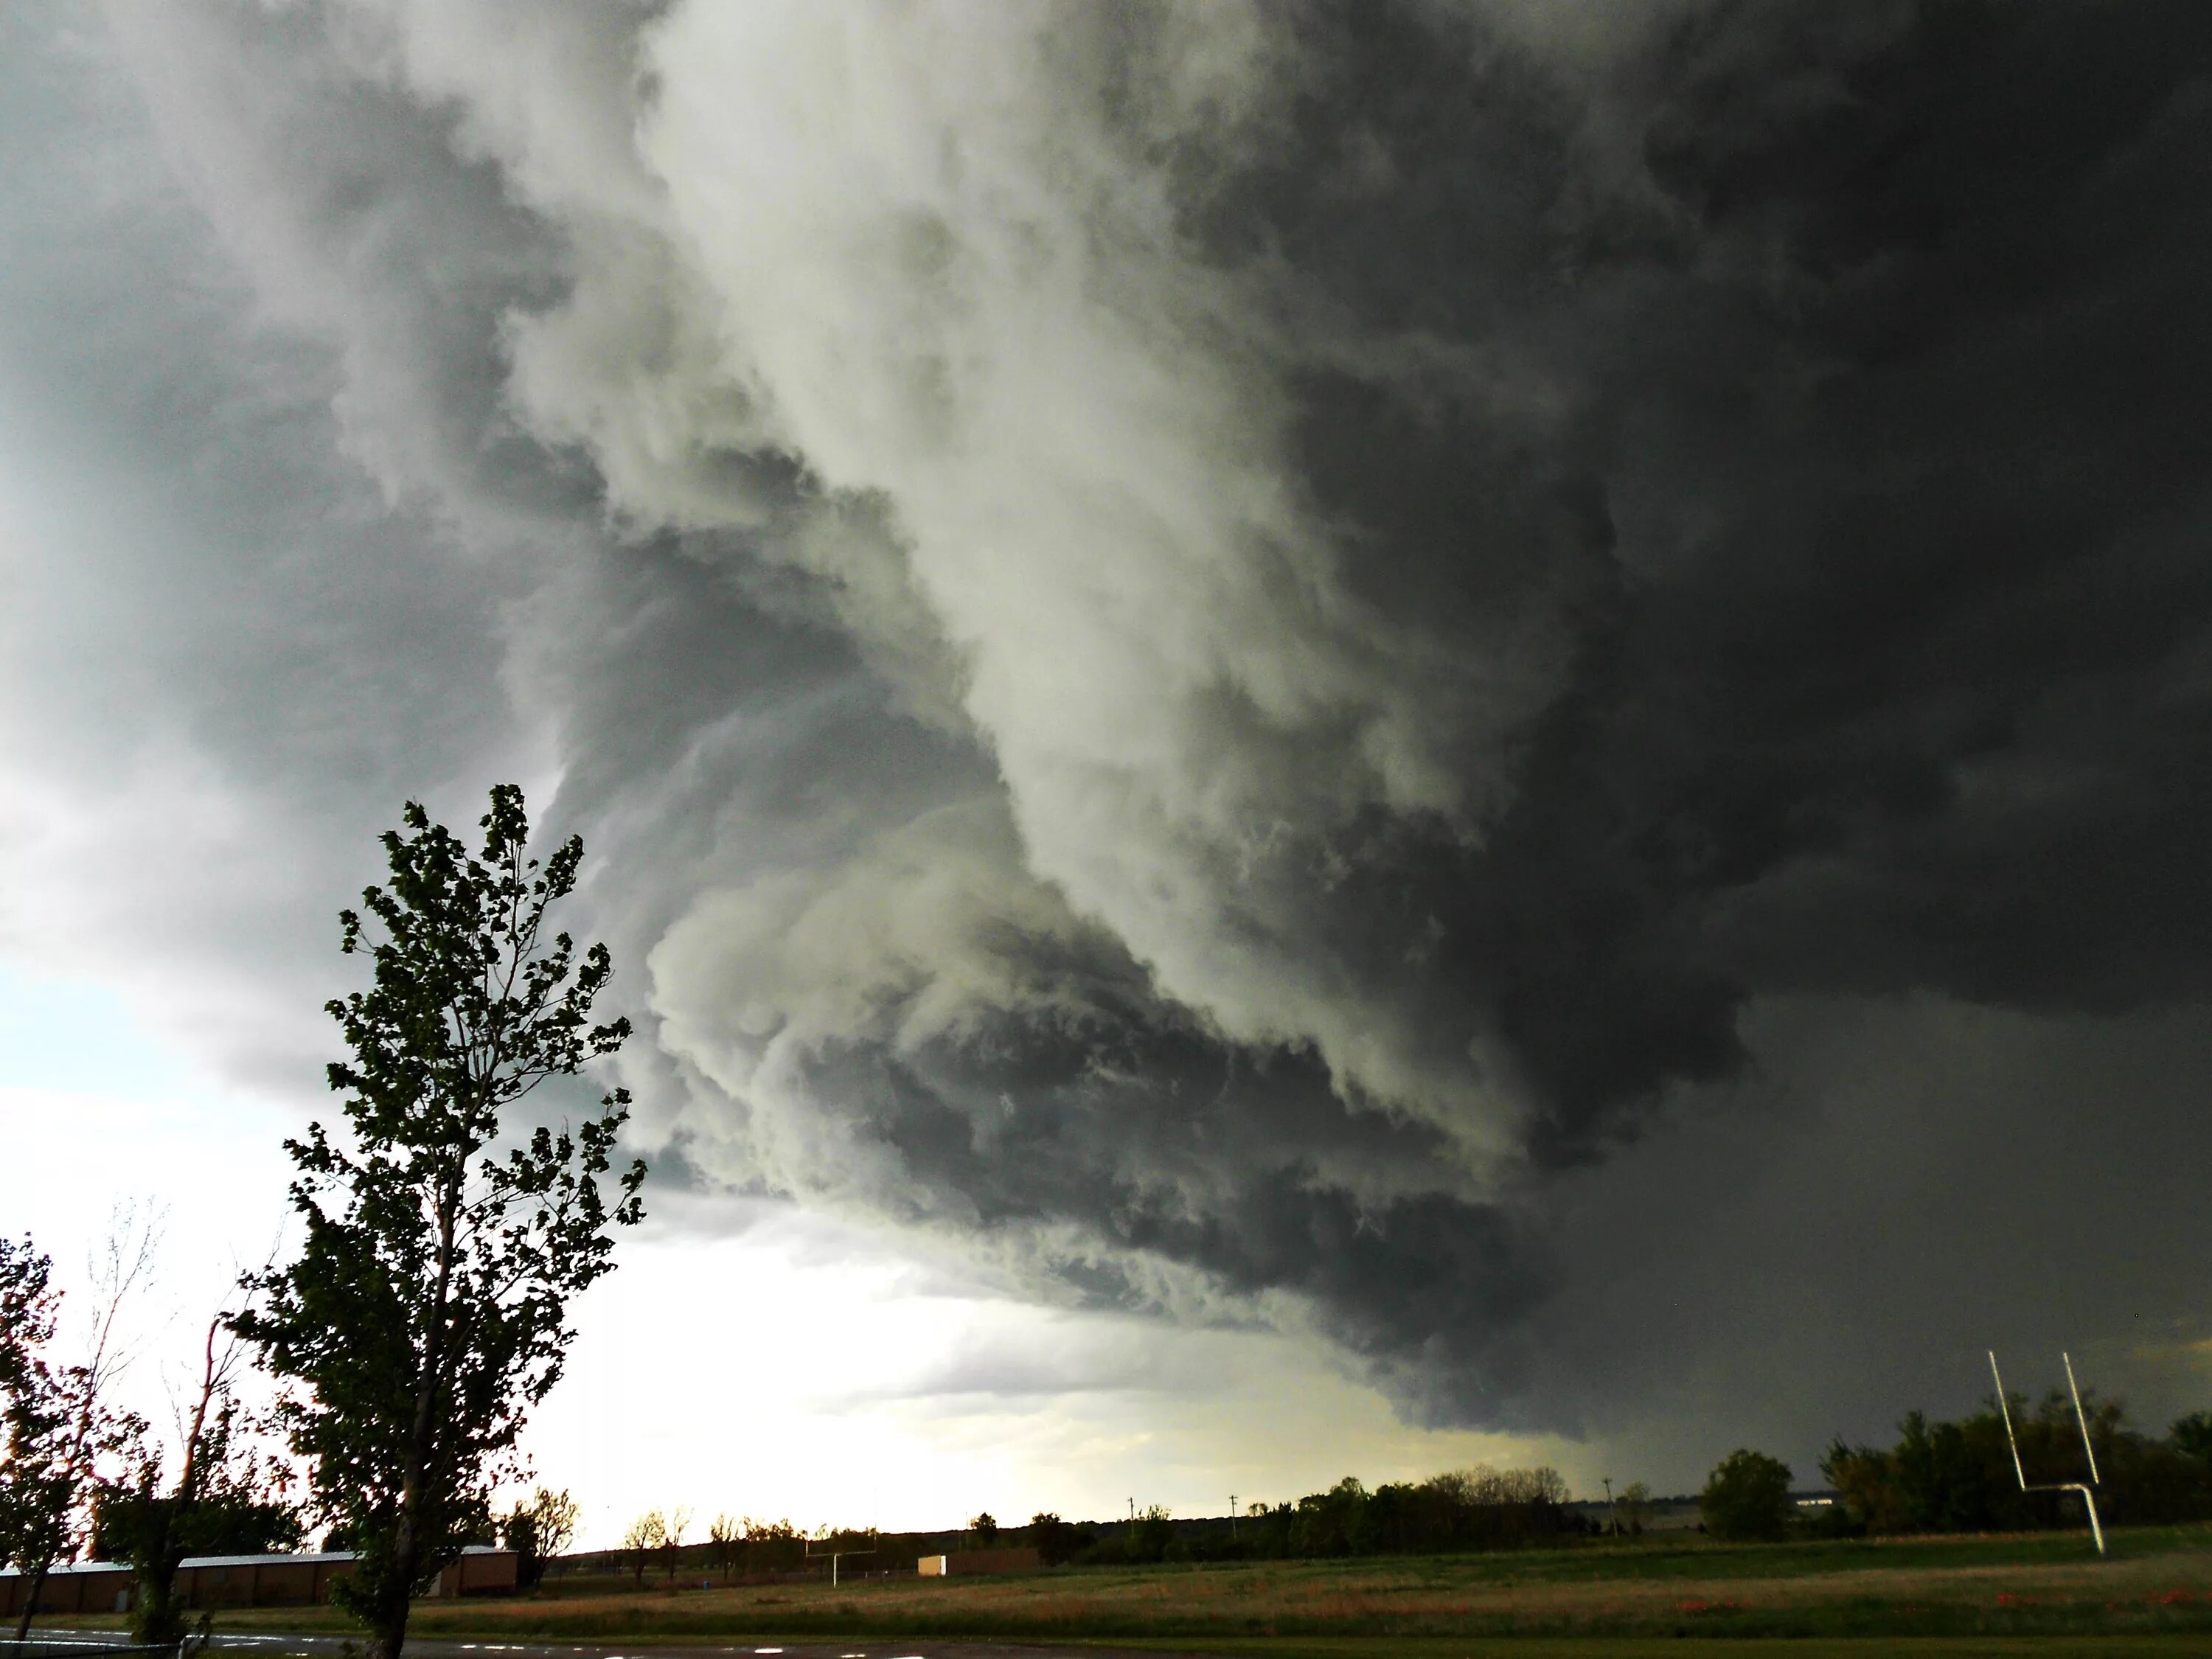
[0,963,1570,1548]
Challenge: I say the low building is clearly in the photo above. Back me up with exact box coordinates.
[0,1560,134,1619]
[429,1546,520,1598]
[0,1547,518,1618]
[917,1547,1040,1576]
[171,1551,358,1610]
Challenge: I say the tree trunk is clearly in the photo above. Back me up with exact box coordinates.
[133,1504,182,1647]
[375,1178,459,1659]
[362,1551,417,1659]
[14,1559,49,1641]
[136,1318,223,1646]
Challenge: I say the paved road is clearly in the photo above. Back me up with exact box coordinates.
[37,1635,1200,1659]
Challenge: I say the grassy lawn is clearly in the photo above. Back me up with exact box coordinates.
[118,1524,2210,1645]
[1135,1641,2212,1658]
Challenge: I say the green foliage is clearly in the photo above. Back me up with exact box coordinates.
[1295,1478,1365,1557]
[1026,1511,1078,1565]
[1823,1388,2212,1535]
[233,787,646,1659]
[1079,1464,1574,1566]
[0,1239,52,1400]
[675,1514,810,1580]
[0,1237,72,1587]
[1130,1503,1175,1562]
[0,1232,150,1638]
[968,1511,998,1544]
[96,1468,304,1644]
[742,1515,803,1576]
[93,1486,303,1559]
[1700,1448,1794,1541]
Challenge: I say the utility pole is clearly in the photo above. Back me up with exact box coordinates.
[1229,1495,1237,1538]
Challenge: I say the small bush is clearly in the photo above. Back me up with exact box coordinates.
[1701,1448,1793,1542]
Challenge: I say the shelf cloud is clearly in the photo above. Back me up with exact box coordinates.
[11,0,2212,1453]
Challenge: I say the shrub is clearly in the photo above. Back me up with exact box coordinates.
[1701,1449,1793,1542]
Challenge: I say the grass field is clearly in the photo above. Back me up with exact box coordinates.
[157,1524,2212,1646]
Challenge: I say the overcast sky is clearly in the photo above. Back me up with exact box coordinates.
[4,0,2211,1545]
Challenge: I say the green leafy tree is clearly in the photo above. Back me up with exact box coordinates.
[234,787,646,1659]
[1128,1503,1176,1562]
[0,1237,70,1633]
[742,1515,801,1575]
[1822,1389,2212,1534]
[1,1225,153,1638]
[1700,1448,1794,1543]
[1292,1478,1366,1557]
[0,1240,49,1420]
[1027,1511,1074,1565]
[967,1511,998,1545]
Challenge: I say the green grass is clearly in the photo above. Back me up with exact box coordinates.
[869,1645,2155,1658]
[49,1526,2212,1647]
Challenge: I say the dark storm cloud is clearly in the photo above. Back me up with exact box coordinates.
[1147,0,2212,1158]
[13,0,2211,1449]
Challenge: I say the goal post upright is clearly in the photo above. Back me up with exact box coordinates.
[803,1534,877,1587]
[1989,1347,2106,1557]
[2063,1350,2102,1486]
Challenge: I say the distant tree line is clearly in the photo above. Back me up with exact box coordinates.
[1054,1466,1580,1565]
[1820,1393,2212,1535]
[581,1512,875,1587]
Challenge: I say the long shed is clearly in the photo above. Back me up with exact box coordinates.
[0,1546,518,1618]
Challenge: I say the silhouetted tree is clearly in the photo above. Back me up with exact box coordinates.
[504,1486,577,1585]
[622,1511,664,1587]
[1701,1450,1793,1542]
[500,1486,574,1589]
[101,1309,300,1644]
[234,787,647,1659]
[1824,1389,2212,1534]
[1,1222,153,1639]
[661,1505,692,1586]
[709,1513,740,1584]
[1027,1512,1074,1565]
[1615,1481,1653,1536]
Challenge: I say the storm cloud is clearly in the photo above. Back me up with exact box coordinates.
[8,0,2212,1453]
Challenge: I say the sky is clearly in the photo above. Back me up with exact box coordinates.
[4,0,2211,1548]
